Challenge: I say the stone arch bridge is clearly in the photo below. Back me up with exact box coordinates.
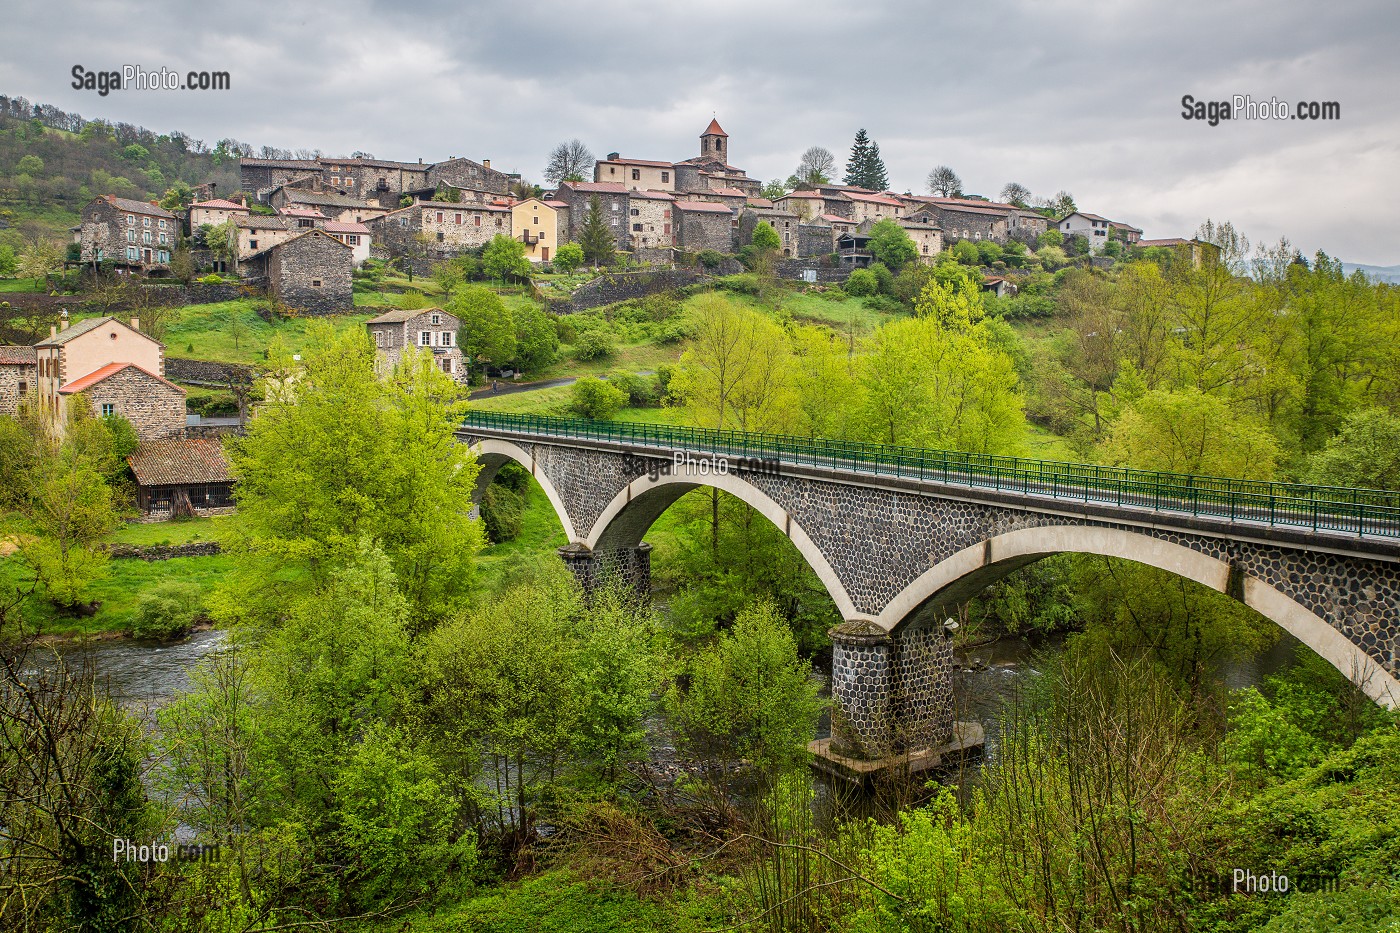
[459,412,1400,765]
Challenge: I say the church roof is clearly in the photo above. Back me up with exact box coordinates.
[703,118,727,137]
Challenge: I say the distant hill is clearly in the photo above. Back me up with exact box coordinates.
[1341,262,1400,284]
[0,94,245,240]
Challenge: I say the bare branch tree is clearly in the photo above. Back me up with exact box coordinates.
[796,146,835,185]
[926,165,963,198]
[1000,182,1032,206]
[544,139,594,185]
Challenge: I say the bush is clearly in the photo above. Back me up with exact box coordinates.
[131,581,203,640]
[197,273,224,285]
[696,249,726,270]
[610,372,659,407]
[570,376,627,420]
[480,482,524,544]
[573,326,617,361]
[868,261,894,296]
[845,268,878,297]
[861,295,904,315]
[713,273,761,296]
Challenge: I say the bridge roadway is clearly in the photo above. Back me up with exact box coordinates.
[459,412,1400,764]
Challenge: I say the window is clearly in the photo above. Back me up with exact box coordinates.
[631,169,641,181]
[431,313,441,324]
[331,177,340,185]
[661,171,669,183]
[249,239,258,249]
[127,246,138,260]
[143,217,150,227]
[474,215,481,227]
[630,208,639,216]
[127,230,136,243]
[533,216,539,225]
[437,231,445,242]
[159,219,167,229]
[454,213,462,224]
[101,403,115,417]
[495,218,502,227]
[440,358,454,374]
[611,217,618,227]
[346,234,360,245]
[159,233,168,245]
[441,331,453,347]
[375,330,384,347]
[436,211,444,223]
[419,331,431,347]
[158,250,169,263]
[344,178,354,187]
[663,223,671,235]
[16,381,25,396]
[611,202,619,211]
[633,223,642,232]
[142,231,152,245]
[127,215,135,226]
[311,279,323,287]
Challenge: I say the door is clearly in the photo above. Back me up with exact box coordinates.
[541,246,549,261]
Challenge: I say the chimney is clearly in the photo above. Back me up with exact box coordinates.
[209,182,217,197]
[607,152,620,161]
[418,157,423,164]
[49,325,57,338]
[130,317,140,332]
[483,159,490,170]
[60,309,69,330]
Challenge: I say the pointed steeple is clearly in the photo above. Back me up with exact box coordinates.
[700,117,729,161]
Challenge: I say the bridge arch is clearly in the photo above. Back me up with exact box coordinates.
[469,438,577,542]
[584,463,863,621]
[877,524,1400,708]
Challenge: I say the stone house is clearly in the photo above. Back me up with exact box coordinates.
[774,190,827,222]
[1057,212,1116,253]
[555,181,632,250]
[365,308,466,383]
[511,198,569,263]
[59,362,186,441]
[270,187,391,224]
[34,315,165,425]
[127,437,235,518]
[844,191,904,224]
[797,223,838,259]
[241,229,354,315]
[425,157,513,199]
[235,215,294,261]
[673,200,735,253]
[916,203,1007,243]
[238,158,322,200]
[419,201,512,249]
[739,208,801,257]
[595,156,676,192]
[0,346,36,415]
[626,190,675,250]
[187,198,249,232]
[1110,220,1143,245]
[898,220,944,261]
[277,206,328,230]
[909,196,1047,241]
[78,195,178,271]
[321,157,431,206]
[324,221,372,266]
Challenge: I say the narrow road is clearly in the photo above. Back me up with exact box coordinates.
[469,371,653,399]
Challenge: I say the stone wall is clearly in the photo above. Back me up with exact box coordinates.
[554,269,708,313]
[829,622,953,759]
[73,366,185,441]
[266,234,353,315]
[773,258,849,283]
[0,363,35,415]
[164,358,257,386]
[107,541,223,560]
[675,211,734,253]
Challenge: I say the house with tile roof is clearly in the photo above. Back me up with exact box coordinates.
[127,437,235,518]
[365,308,466,383]
[188,198,250,231]
[595,155,677,192]
[324,221,372,266]
[0,345,36,416]
[1057,211,1120,253]
[673,199,736,252]
[235,215,294,260]
[511,197,571,263]
[556,180,633,250]
[77,195,178,272]
[240,230,354,315]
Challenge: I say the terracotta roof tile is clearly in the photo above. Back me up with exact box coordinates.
[59,361,182,395]
[127,438,233,487]
[190,199,248,211]
[0,346,37,365]
[673,200,733,213]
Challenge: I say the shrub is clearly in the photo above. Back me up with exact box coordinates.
[570,376,627,420]
[845,268,878,297]
[862,295,904,315]
[197,273,223,285]
[714,273,761,295]
[696,249,726,270]
[480,482,524,544]
[610,372,659,407]
[573,326,617,361]
[868,261,894,296]
[131,581,203,640]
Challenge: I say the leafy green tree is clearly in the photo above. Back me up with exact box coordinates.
[1307,408,1400,489]
[511,303,559,373]
[225,327,481,622]
[121,143,149,161]
[16,154,44,175]
[760,179,789,200]
[570,376,626,419]
[951,239,980,265]
[17,239,62,289]
[845,268,878,296]
[21,456,118,607]
[552,241,584,272]
[912,267,985,329]
[570,593,658,782]
[571,320,617,361]
[751,221,781,253]
[482,233,531,282]
[666,600,823,778]
[449,284,517,377]
[866,218,919,270]
[1099,387,1279,478]
[0,244,17,278]
[160,180,195,211]
[578,195,615,267]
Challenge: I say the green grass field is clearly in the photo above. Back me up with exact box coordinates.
[107,515,237,547]
[156,300,377,365]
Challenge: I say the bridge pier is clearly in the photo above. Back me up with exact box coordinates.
[557,541,653,600]
[813,620,983,784]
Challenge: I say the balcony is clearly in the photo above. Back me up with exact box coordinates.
[520,231,540,246]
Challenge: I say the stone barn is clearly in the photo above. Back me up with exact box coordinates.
[127,437,236,519]
[242,229,353,315]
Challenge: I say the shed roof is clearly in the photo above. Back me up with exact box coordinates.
[127,438,233,487]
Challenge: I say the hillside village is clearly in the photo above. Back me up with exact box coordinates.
[0,115,1218,524]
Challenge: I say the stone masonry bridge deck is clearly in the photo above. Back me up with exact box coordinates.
[459,412,1400,763]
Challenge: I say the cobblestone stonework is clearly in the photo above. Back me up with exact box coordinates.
[71,367,185,441]
[459,432,1400,746]
[830,622,954,759]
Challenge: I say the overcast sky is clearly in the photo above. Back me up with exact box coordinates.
[6,0,1398,264]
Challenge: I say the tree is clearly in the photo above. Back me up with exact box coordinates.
[866,218,919,270]
[21,454,118,608]
[223,326,482,622]
[160,180,195,211]
[1196,217,1251,272]
[760,179,789,200]
[666,600,823,778]
[751,220,781,254]
[0,245,17,278]
[205,217,238,268]
[1000,182,1031,206]
[552,241,584,272]
[570,376,627,419]
[17,238,62,289]
[16,154,43,175]
[481,233,531,282]
[796,145,835,184]
[927,165,963,198]
[449,285,517,376]
[1307,408,1400,490]
[1099,388,1280,479]
[577,195,615,267]
[1042,190,1077,217]
[544,138,594,185]
[169,245,196,284]
[846,268,878,297]
[512,303,559,373]
[843,129,888,189]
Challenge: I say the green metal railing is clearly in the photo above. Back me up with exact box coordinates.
[461,412,1400,540]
